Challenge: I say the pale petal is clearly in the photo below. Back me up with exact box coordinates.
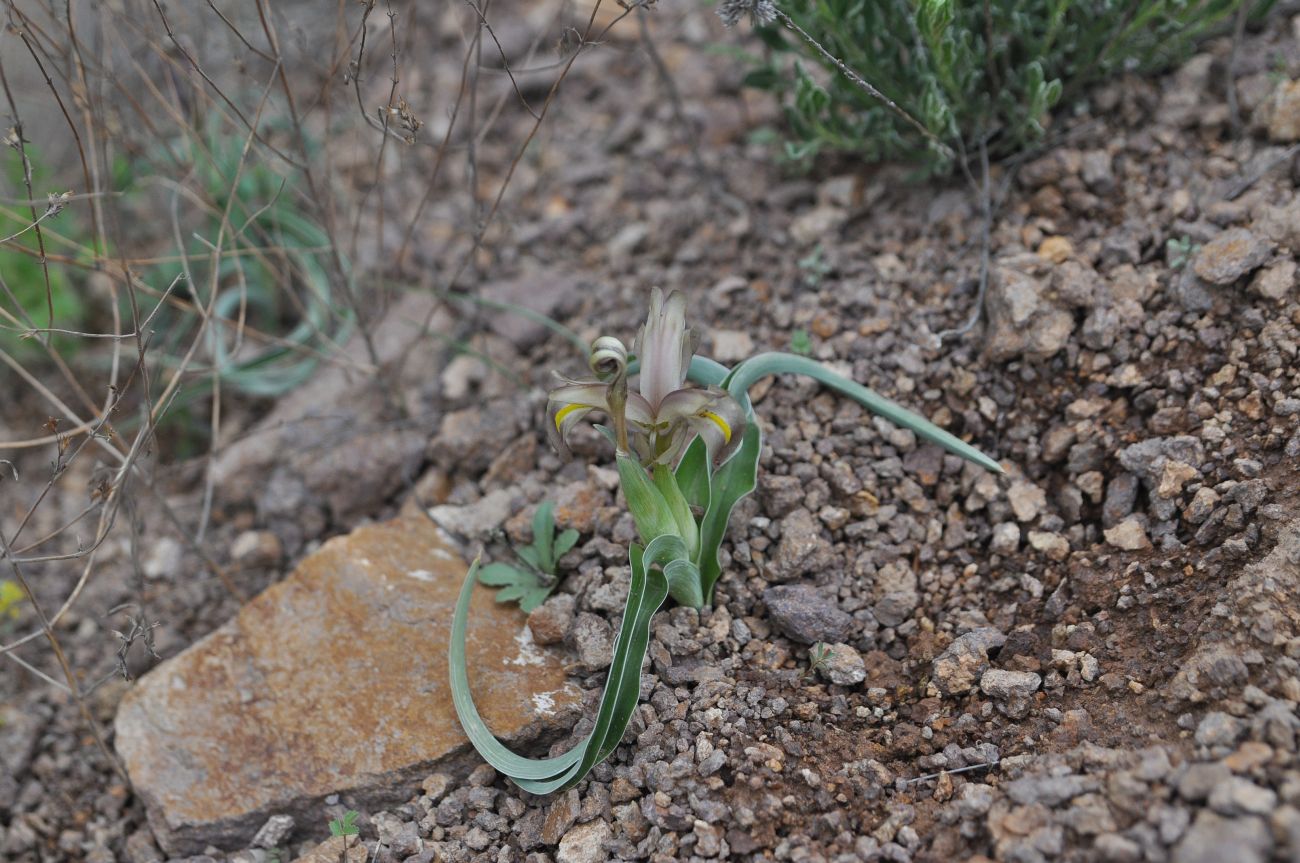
[545,380,609,458]
[654,387,718,423]
[636,288,689,410]
[687,390,747,466]
[624,391,655,426]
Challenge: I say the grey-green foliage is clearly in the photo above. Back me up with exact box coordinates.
[745,0,1270,173]
[477,501,578,612]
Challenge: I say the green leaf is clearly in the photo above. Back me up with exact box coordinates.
[673,438,712,513]
[328,810,359,837]
[449,541,673,792]
[515,546,545,572]
[727,353,1004,475]
[696,421,762,604]
[653,463,700,564]
[532,501,556,565]
[518,587,552,613]
[553,528,580,559]
[616,455,681,548]
[477,562,528,586]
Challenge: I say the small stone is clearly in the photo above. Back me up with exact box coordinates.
[1027,530,1070,561]
[143,537,182,581]
[763,585,854,645]
[1267,79,1300,142]
[769,509,825,580]
[572,612,614,670]
[984,256,1076,361]
[1223,742,1273,773]
[710,330,755,364]
[1156,460,1200,499]
[932,628,1007,696]
[980,669,1041,699]
[1208,778,1278,816]
[790,206,846,245]
[1008,480,1048,522]
[1178,762,1232,801]
[1249,259,1296,300]
[1093,833,1141,862]
[990,522,1021,555]
[1104,518,1150,551]
[1102,474,1140,527]
[251,816,294,849]
[1038,236,1073,264]
[427,488,515,541]
[542,790,581,846]
[292,836,367,863]
[1193,228,1273,285]
[814,643,867,686]
[231,531,283,569]
[1185,488,1220,524]
[528,595,575,646]
[1195,711,1245,748]
[555,819,612,863]
[1172,811,1271,863]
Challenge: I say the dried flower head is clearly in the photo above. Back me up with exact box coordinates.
[717,0,777,27]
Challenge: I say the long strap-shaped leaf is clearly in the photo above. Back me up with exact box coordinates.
[683,352,1003,603]
[449,535,685,792]
[723,352,1004,474]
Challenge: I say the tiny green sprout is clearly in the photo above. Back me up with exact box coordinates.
[1166,236,1198,270]
[477,500,578,612]
[0,579,26,621]
[328,810,360,838]
[449,288,1003,794]
[806,642,833,679]
[797,245,832,286]
[790,328,813,356]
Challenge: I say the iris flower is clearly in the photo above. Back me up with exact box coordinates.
[546,289,746,469]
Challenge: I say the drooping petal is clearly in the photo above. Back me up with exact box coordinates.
[546,380,610,458]
[635,288,689,411]
[686,389,747,466]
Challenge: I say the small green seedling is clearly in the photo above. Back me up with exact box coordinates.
[806,642,833,679]
[477,501,578,612]
[0,579,25,621]
[790,329,813,356]
[327,810,360,838]
[797,245,832,286]
[1166,236,1199,269]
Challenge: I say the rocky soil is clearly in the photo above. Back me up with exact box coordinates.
[3,4,1300,863]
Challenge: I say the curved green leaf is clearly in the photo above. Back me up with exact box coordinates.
[449,534,686,792]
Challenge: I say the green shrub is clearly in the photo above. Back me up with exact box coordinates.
[744,0,1271,173]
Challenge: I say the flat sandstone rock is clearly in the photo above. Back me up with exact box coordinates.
[115,516,580,855]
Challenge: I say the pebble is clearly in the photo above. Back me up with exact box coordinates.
[1008,480,1048,522]
[556,818,612,863]
[1208,777,1278,816]
[1194,711,1245,748]
[814,642,867,686]
[990,522,1021,555]
[1192,228,1273,285]
[572,612,614,670]
[932,628,1007,696]
[1103,518,1150,551]
[980,669,1041,699]
[1172,810,1272,863]
[528,594,575,646]
[250,816,294,849]
[762,585,854,645]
